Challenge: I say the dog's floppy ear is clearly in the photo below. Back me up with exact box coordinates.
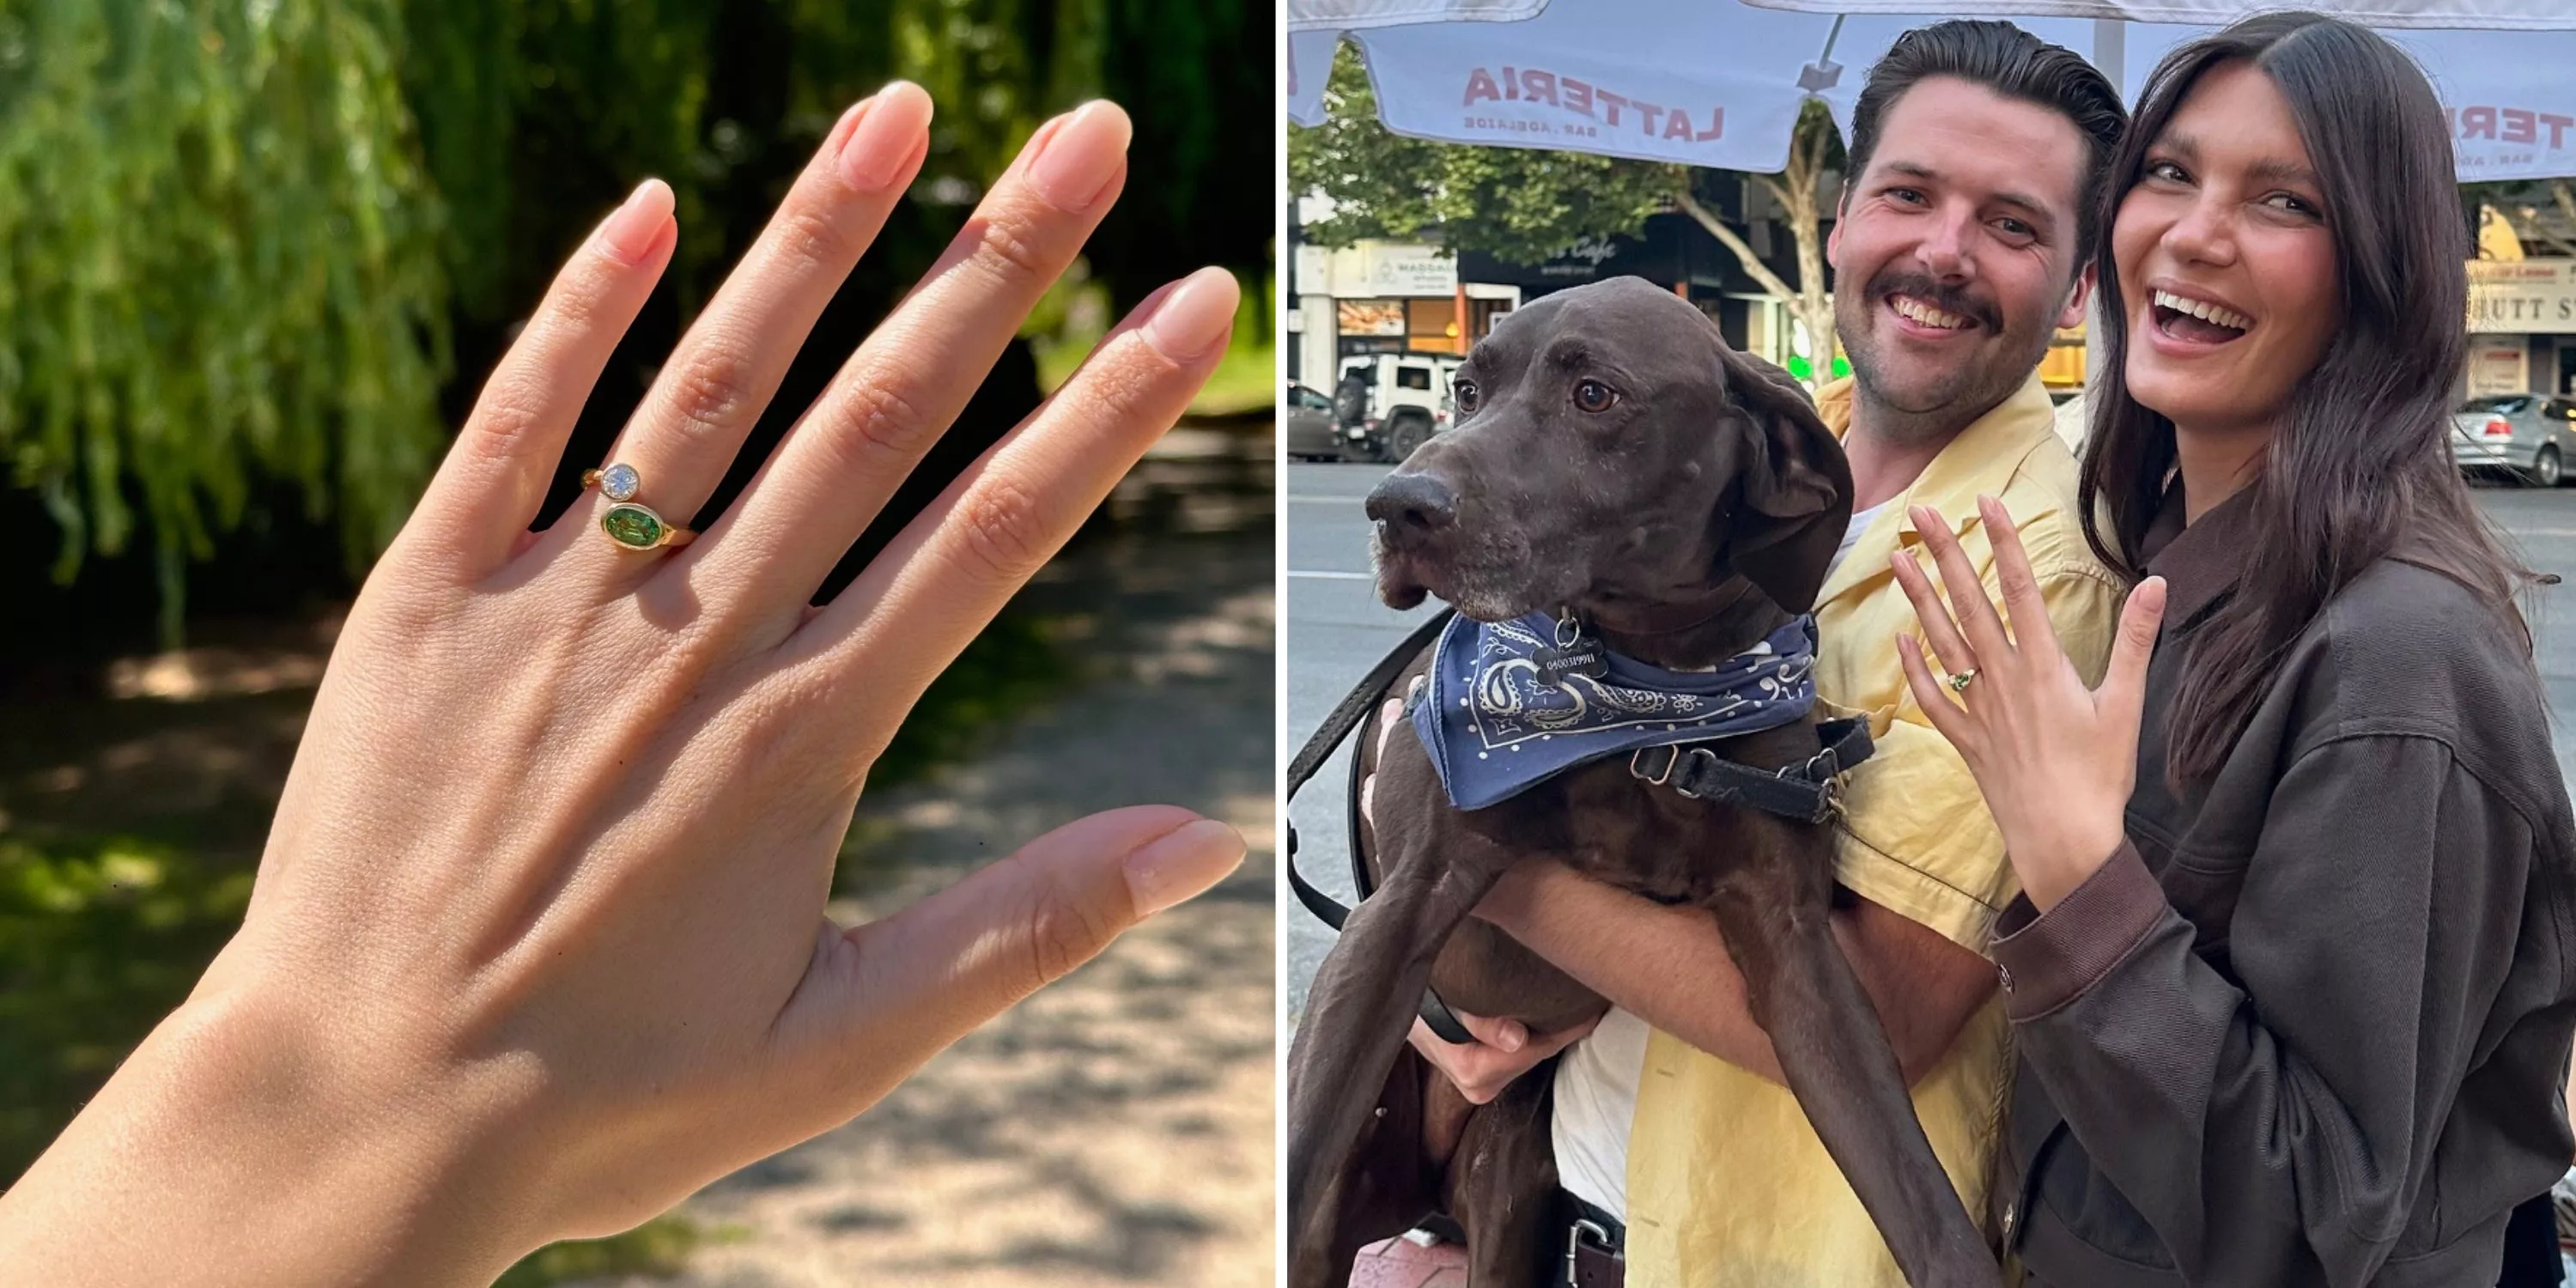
[1716,343,1853,614]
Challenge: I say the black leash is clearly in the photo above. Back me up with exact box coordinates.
[1286,610,1877,1044]
[1285,607,1454,934]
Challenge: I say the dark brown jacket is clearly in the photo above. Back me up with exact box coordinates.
[1987,488,2576,1287]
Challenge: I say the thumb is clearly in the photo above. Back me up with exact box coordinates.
[795,805,1244,1102]
[2099,576,2166,718]
[1457,1009,1528,1054]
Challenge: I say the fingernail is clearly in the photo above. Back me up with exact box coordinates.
[1025,100,1131,210]
[1498,1023,1527,1053]
[595,179,674,264]
[1124,817,1244,916]
[839,82,932,191]
[1142,267,1241,362]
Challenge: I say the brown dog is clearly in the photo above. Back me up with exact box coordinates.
[1285,277,1996,1287]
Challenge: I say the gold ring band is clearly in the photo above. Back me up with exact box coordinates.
[1947,668,1978,693]
[582,464,695,551]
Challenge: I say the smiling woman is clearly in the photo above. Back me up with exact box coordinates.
[2113,60,2342,467]
[1887,13,2576,1288]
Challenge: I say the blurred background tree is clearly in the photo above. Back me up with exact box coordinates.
[0,0,1271,650]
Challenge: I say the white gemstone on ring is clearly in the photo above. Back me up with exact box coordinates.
[601,462,641,501]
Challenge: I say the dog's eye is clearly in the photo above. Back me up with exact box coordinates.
[1573,380,1617,413]
[1452,380,1479,415]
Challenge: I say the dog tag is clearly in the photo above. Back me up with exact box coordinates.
[1536,612,1608,687]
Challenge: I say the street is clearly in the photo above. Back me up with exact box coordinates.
[1284,459,2576,1027]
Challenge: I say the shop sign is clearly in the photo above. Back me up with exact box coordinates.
[2468,340,2530,396]
[2470,259,2576,333]
[1356,244,1458,295]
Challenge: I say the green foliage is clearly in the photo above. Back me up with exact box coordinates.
[867,610,1064,791]
[2,0,1268,646]
[0,832,256,1176]
[1289,40,1678,264]
[0,0,453,647]
[496,1213,718,1287]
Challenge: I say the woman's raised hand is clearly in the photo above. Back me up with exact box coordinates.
[0,83,1245,1287]
[1890,496,2166,912]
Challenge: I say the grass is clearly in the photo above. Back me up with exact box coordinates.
[496,1214,740,1286]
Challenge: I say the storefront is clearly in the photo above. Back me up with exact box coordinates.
[2467,258,2576,397]
[1287,239,1521,391]
[1460,213,1794,367]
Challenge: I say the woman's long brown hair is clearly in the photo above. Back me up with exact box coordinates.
[2078,11,2537,786]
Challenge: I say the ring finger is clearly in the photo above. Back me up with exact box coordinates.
[555,82,933,573]
[1889,544,1981,682]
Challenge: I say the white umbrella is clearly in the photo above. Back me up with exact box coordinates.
[1288,0,2576,182]
[1290,2,2104,173]
[1739,0,2576,29]
[2111,23,2576,180]
[1289,0,1549,30]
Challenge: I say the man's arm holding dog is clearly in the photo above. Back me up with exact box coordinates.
[1408,553,2124,1097]
[1476,869,1994,1090]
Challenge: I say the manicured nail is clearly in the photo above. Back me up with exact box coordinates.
[1123,817,1244,916]
[1025,100,1132,210]
[839,82,932,191]
[595,179,674,264]
[1142,267,1241,362]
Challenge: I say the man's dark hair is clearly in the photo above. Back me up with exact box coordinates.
[1843,20,2128,268]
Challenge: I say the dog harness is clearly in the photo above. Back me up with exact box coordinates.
[1285,609,1874,1043]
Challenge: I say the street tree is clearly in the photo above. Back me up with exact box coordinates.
[1290,41,1847,385]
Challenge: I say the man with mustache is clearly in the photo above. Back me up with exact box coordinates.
[1376,21,2132,1285]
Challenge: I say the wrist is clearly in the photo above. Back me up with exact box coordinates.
[2010,815,2128,913]
[0,981,541,1286]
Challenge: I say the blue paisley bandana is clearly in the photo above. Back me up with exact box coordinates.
[1409,612,1819,811]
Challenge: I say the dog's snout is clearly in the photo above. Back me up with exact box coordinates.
[1364,472,1459,544]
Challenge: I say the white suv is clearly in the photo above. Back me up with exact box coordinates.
[1334,353,1461,463]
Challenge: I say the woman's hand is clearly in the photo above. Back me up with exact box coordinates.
[0,85,1245,1287]
[1890,496,2165,912]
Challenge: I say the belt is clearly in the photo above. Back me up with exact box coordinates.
[1558,1190,1625,1288]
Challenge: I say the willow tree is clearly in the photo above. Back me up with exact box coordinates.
[0,0,451,647]
[3,0,1264,647]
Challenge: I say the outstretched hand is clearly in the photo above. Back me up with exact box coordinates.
[1889,495,2165,912]
[0,85,1245,1287]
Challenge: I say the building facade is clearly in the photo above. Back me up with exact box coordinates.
[2468,258,2576,398]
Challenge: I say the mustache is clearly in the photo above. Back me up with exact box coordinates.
[1864,270,2001,332]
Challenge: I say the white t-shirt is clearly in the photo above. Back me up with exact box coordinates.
[1549,499,1891,1218]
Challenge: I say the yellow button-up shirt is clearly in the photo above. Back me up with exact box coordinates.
[1623,374,2125,1288]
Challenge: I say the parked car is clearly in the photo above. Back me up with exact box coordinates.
[2451,392,2576,486]
[1285,380,1354,461]
[1335,352,1461,463]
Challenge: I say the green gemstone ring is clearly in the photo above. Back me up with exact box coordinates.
[581,464,695,551]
